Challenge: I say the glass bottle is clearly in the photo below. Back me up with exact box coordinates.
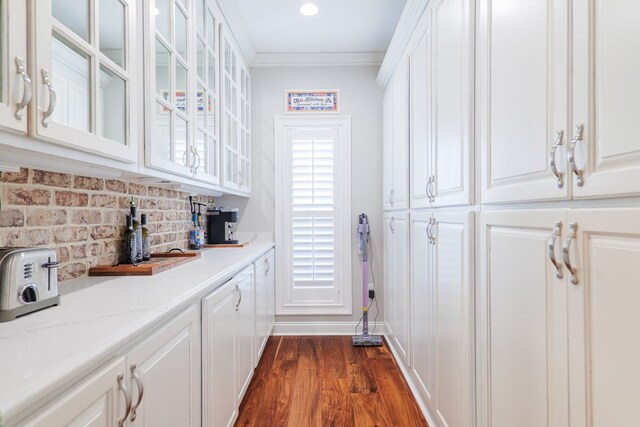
[130,197,143,262]
[123,214,137,264]
[141,213,151,261]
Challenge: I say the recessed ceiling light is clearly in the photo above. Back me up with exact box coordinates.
[300,2,318,16]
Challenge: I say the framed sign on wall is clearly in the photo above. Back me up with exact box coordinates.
[285,89,340,113]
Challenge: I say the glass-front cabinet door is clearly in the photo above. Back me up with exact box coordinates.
[221,26,239,191]
[0,0,30,134]
[193,0,220,184]
[146,0,194,177]
[238,62,250,193]
[32,0,138,162]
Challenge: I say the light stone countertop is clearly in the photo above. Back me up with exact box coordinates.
[0,242,274,424]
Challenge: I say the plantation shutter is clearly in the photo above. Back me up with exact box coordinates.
[291,128,336,288]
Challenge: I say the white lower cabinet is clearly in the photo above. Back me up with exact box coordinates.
[410,210,473,427]
[480,209,640,427]
[22,306,200,427]
[202,265,255,427]
[254,249,275,364]
[383,212,410,366]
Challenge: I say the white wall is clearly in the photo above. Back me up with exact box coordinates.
[218,65,384,328]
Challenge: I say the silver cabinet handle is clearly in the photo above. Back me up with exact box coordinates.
[562,222,579,285]
[389,217,395,233]
[14,57,32,120]
[547,221,563,278]
[549,130,564,188]
[430,218,436,244]
[388,191,392,205]
[426,176,433,203]
[192,146,201,174]
[264,258,270,276]
[118,374,132,427]
[235,284,242,310]
[429,175,436,203]
[40,69,56,127]
[568,124,585,187]
[130,364,144,421]
[182,149,190,169]
[426,222,433,244]
[390,189,395,207]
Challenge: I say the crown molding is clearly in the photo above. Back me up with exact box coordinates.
[252,52,385,67]
[376,0,429,88]
[215,0,256,64]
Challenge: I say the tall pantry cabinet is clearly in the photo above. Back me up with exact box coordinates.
[382,0,475,426]
[476,1,640,427]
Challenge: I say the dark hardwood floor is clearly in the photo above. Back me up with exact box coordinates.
[235,336,428,427]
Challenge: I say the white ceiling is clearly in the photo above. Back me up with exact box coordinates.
[232,0,407,54]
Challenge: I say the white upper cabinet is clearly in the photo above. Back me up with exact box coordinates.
[145,0,223,184]
[32,0,139,163]
[571,1,640,199]
[220,27,250,195]
[383,56,409,211]
[478,0,569,203]
[0,0,29,134]
[431,0,473,207]
[409,21,432,209]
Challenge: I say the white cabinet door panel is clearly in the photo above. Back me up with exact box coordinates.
[383,87,394,210]
[432,0,473,207]
[235,267,255,403]
[571,1,640,199]
[478,0,569,203]
[127,306,200,427]
[410,25,433,209]
[566,210,640,427]
[383,214,395,336]
[410,211,435,407]
[391,59,410,210]
[433,211,473,427]
[479,210,569,427]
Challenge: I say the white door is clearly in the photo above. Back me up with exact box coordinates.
[432,210,473,427]
[431,0,473,207]
[410,211,435,407]
[22,359,126,427]
[0,0,29,134]
[127,306,200,427]
[202,280,237,427]
[479,210,569,427]
[391,212,410,365]
[383,86,394,210]
[391,57,410,210]
[478,0,569,203]
[235,267,255,402]
[566,209,640,426]
[410,23,433,209]
[571,2,640,198]
[32,0,138,163]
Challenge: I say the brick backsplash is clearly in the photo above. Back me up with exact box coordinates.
[0,168,214,283]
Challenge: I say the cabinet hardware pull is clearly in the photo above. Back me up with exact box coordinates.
[426,222,433,244]
[562,222,579,284]
[130,364,144,421]
[389,217,395,233]
[548,221,563,278]
[182,149,190,170]
[235,284,242,310]
[14,57,32,120]
[429,175,436,203]
[430,218,436,244]
[390,189,395,206]
[264,258,270,276]
[118,374,132,427]
[426,176,433,202]
[549,130,564,188]
[41,69,56,127]
[568,124,585,187]
[192,146,201,174]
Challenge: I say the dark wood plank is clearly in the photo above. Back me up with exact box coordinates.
[234,336,428,427]
[88,252,200,276]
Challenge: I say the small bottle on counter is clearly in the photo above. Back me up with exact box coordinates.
[123,214,138,264]
[189,212,202,250]
[141,213,151,261]
[130,197,143,262]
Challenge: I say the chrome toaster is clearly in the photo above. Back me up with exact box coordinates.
[0,247,60,322]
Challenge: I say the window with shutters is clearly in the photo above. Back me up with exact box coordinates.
[275,116,352,315]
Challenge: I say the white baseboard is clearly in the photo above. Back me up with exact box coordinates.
[384,333,440,427]
[273,321,387,336]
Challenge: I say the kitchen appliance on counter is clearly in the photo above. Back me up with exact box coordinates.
[0,247,60,322]
[206,208,239,244]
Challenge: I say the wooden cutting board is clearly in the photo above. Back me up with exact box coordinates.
[89,251,201,276]
[204,242,249,248]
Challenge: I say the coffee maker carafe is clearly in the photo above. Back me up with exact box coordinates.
[206,208,239,244]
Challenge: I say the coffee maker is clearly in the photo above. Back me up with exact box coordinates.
[206,208,239,244]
